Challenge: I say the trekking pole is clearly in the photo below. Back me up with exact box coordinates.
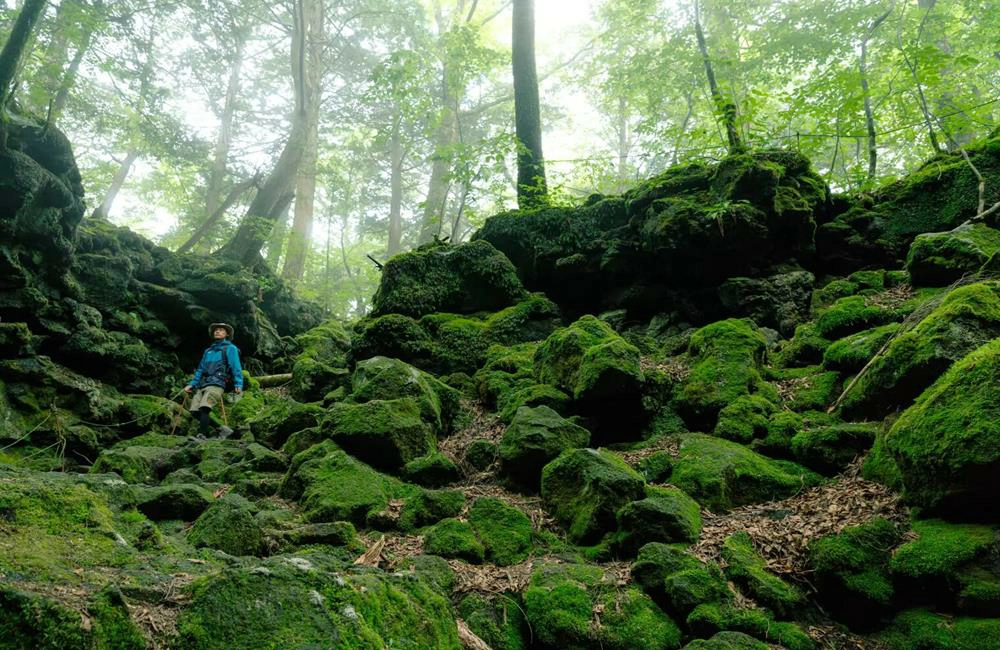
[219,397,229,427]
[170,393,190,436]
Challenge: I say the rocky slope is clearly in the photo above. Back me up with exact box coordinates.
[3,117,1000,649]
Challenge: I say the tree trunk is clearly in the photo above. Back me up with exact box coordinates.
[860,4,894,181]
[417,79,457,245]
[387,113,404,257]
[204,35,246,222]
[265,201,292,266]
[694,0,740,153]
[91,149,139,220]
[0,0,48,147]
[281,0,324,284]
[512,0,547,207]
[616,95,629,192]
[51,18,95,120]
[176,175,258,254]
[219,0,314,267]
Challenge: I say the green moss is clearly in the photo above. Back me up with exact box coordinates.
[774,322,830,368]
[497,383,570,423]
[681,632,769,650]
[907,222,1000,286]
[822,322,900,372]
[670,434,820,512]
[500,405,591,489]
[878,608,1000,650]
[187,493,263,556]
[841,282,1000,419]
[884,337,1000,512]
[241,398,322,449]
[773,366,840,411]
[402,451,460,487]
[465,439,498,471]
[685,603,814,650]
[813,279,860,310]
[534,315,643,403]
[713,395,776,443]
[468,498,533,566]
[663,567,732,618]
[891,519,996,580]
[815,295,901,339]
[423,518,485,563]
[720,532,805,617]
[457,594,527,650]
[175,554,461,649]
[861,429,904,489]
[324,398,434,472]
[540,448,645,544]
[350,356,459,435]
[399,490,465,531]
[809,518,901,613]
[372,240,526,318]
[637,450,674,483]
[399,554,455,597]
[615,486,702,553]
[676,319,769,427]
[790,422,876,474]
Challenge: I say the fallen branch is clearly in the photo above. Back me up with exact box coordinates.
[457,619,493,650]
[255,373,293,388]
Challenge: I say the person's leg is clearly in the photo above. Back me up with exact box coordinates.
[198,407,212,434]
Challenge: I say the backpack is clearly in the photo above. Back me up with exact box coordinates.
[220,346,238,393]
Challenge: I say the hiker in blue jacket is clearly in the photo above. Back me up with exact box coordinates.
[185,322,243,437]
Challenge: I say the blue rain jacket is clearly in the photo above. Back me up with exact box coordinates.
[189,339,243,390]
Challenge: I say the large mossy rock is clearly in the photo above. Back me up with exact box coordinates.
[280,440,398,525]
[186,493,264,556]
[289,320,351,402]
[631,543,731,618]
[840,282,1000,419]
[499,405,591,489]
[717,270,814,336]
[878,609,1000,650]
[174,554,461,649]
[540,448,645,544]
[352,294,561,375]
[670,434,819,512]
[615,486,702,553]
[884,337,1000,514]
[467,497,533,566]
[675,319,771,430]
[324,399,435,472]
[534,315,643,406]
[720,533,805,617]
[817,134,1000,271]
[523,561,683,650]
[906,222,1000,286]
[350,356,459,436]
[371,240,526,318]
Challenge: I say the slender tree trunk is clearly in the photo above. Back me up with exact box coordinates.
[282,0,324,284]
[673,93,695,166]
[0,0,48,148]
[220,0,313,267]
[897,3,941,153]
[694,0,740,153]
[265,202,292,266]
[860,4,894,181]
[177,175,258,254]
[512,0,547,207]
[417,85,456,245]
[51,20,95,120]
[387,113,404,257]
[91,149,138,220]
[616,95,629,192]
[90,23,156,218]
[204,35,246,221]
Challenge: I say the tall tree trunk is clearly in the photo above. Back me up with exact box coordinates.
[897,2,941,153]
[265,201,292,266]
[387,113,404,257]
[281,0,324,284]
[0,0,48,148]
[219,0,314,267]
[90,23,156,219]
[176,175,258,254]
[204,34,246,221]
[512,0,547,207]
[91,149,138,220]
[860,3,894,181]
[694,0,740,153]
[51,17,95,120]
[616,95,629,192]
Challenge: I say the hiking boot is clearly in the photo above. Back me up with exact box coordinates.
[217,425,234,440]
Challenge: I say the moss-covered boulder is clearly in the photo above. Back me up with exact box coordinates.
[402,451,460,487]
[289,319,351,402]
[907,222,1000,286]
[717,271,814,336]
[675,319,770,429]
[174,554,461,649]
[524,561,683,650]
[458,593,529,650]
[399,489,465,531]
[324,398,435,472]
[840,282,1000,418]
[808,518,901,626]
[371,240,526,318]
[681,632,769,650]
[422,518,485,563]
[467,497,533,566]
[790,422,876,474]
[350,356,459,435]
[685,603,814,650]
[134,483,213,520]
[280,440,395,525]
[631,543,731,618]
[534,315,643,407]
[822,322,899,372]
[713,395,776,444]
[615,486,702,553]
[242,398,323,449]
[883,337,1000,513]
[877,608,1000,650]
[187,493,264,556]
[670,434,819,512]
[720,533,805,617]
[540,448,645,544]
[499,405,591,489]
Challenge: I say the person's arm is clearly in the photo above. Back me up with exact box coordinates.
[189,351,207,388]
[227,345,244,390]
